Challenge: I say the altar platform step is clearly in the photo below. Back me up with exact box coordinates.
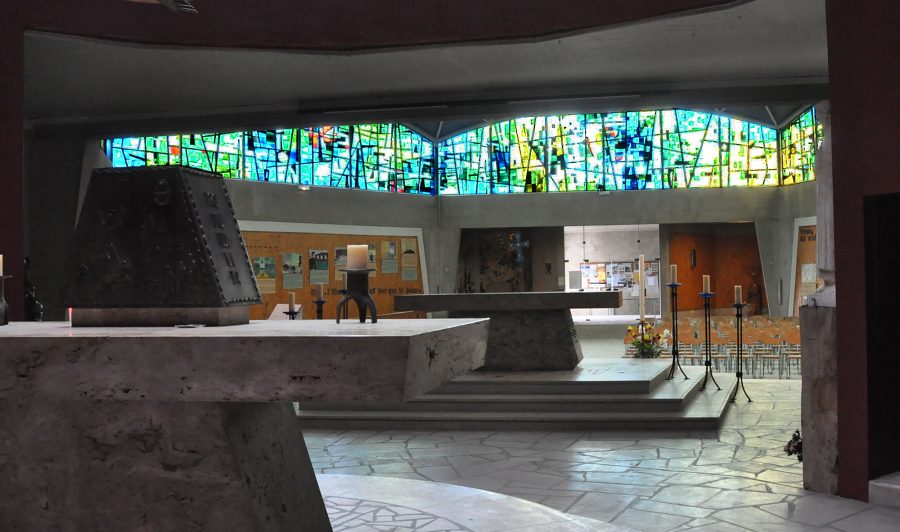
[434,359,670,395]
[407,368,703,413]
[295,370,737,431]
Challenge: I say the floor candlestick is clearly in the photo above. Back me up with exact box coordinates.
[700,291,721,391]
[730,303,752,402]
[666,282,688,380]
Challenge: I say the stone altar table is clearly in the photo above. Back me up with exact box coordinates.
[0,319,488,532]
[394,291,622,370]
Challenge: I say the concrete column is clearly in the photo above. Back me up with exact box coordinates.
[800,305,839,494]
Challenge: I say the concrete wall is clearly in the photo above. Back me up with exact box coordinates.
[563,225,661,315]
[24,135,816,320]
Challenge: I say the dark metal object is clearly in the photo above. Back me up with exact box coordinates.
[63,166,260,309]
[699,292,721,391]
[336,269,377,324]
[0,275,10,326]
[283,309,300,320]
[314,299,325,320]
[730,303,752,402]
[666,282,688,380]
[24,257,43,322]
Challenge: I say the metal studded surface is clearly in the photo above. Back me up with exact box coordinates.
[63,166,261,308]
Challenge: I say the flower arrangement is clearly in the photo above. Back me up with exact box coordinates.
[784,430,803,462]
[627,320,670,358]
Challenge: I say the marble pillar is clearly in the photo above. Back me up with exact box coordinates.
[800,305,839,494]
[809,100,835,308]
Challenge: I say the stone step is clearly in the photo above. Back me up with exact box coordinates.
[435,359,671,395]
[296,365,708,413]
[408,368,704,412]
[295,374,737,431]
[869,472,900,509]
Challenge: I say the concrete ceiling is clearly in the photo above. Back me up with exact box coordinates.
[24,0,827,135]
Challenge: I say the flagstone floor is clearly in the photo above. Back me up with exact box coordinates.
[304,380,900,531]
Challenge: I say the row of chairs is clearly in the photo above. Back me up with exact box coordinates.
[625,342,801,379]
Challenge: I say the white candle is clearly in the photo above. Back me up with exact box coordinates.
[638,255,645,321]
[670,264,677,284]
[316,284,324,300]
[0,254,3,276]
[734,285,743,305]
[703,275,711,294]
[347,245,368,270]
[288,292,296,313]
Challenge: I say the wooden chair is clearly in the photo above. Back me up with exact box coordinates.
[754,344,782,379]
[783,344,802,378]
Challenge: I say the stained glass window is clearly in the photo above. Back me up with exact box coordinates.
[436,110,780,194]
[102,107,816,195]
[104,124,434,194]
[104,133,244,179]
[781,107,823,185]
[244,129,299,183]
[298,124,433,193]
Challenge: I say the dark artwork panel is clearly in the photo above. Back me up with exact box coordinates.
[457,228,532,293]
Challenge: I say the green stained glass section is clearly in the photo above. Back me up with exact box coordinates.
[299,123,433,193]
[781,107,823,185]
[104,133,243,179]
[437,109,779,194]
[244,129,299,183]
[104,124,435,194]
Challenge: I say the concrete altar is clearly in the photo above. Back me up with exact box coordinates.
[394,291,622,370]
[0,319,488,532]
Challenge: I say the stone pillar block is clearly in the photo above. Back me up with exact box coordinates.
[800,304,839,494]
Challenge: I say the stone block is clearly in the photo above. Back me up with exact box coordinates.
[800,305,839,494]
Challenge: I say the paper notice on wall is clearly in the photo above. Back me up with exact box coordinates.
[382,260,399,274]
[253,256,277,294]
[801,263,817,283]
[401,238,418,268]
[568,271,582,290]
[334,246,347,280]
[368,244,377,276]
[402,267,418,281]
[282,252,303,289]
[309,249,329,285]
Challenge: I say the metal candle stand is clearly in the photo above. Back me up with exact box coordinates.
[700,292,721,391]
[666,282,688,380]
[336,269,378,324]
[730,303,752,402]
[0,275,10,326]
[283,309,300,320]
[314,298,326,320]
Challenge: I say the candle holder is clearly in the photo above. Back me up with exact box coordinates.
[283,309,301,320]
[336,269,377,324]
[730,303,752,402]
[699,291,721,391]
[666,282,688,380]
[0,275,10,326]
[314,298,326,320]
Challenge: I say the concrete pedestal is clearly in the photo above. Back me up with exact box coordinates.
[395,292,622,371]
[447,308,580,370]
[800,305,839,494]
[0,320,488,531]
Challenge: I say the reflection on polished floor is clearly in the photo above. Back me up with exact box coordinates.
[307,380,900,531]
